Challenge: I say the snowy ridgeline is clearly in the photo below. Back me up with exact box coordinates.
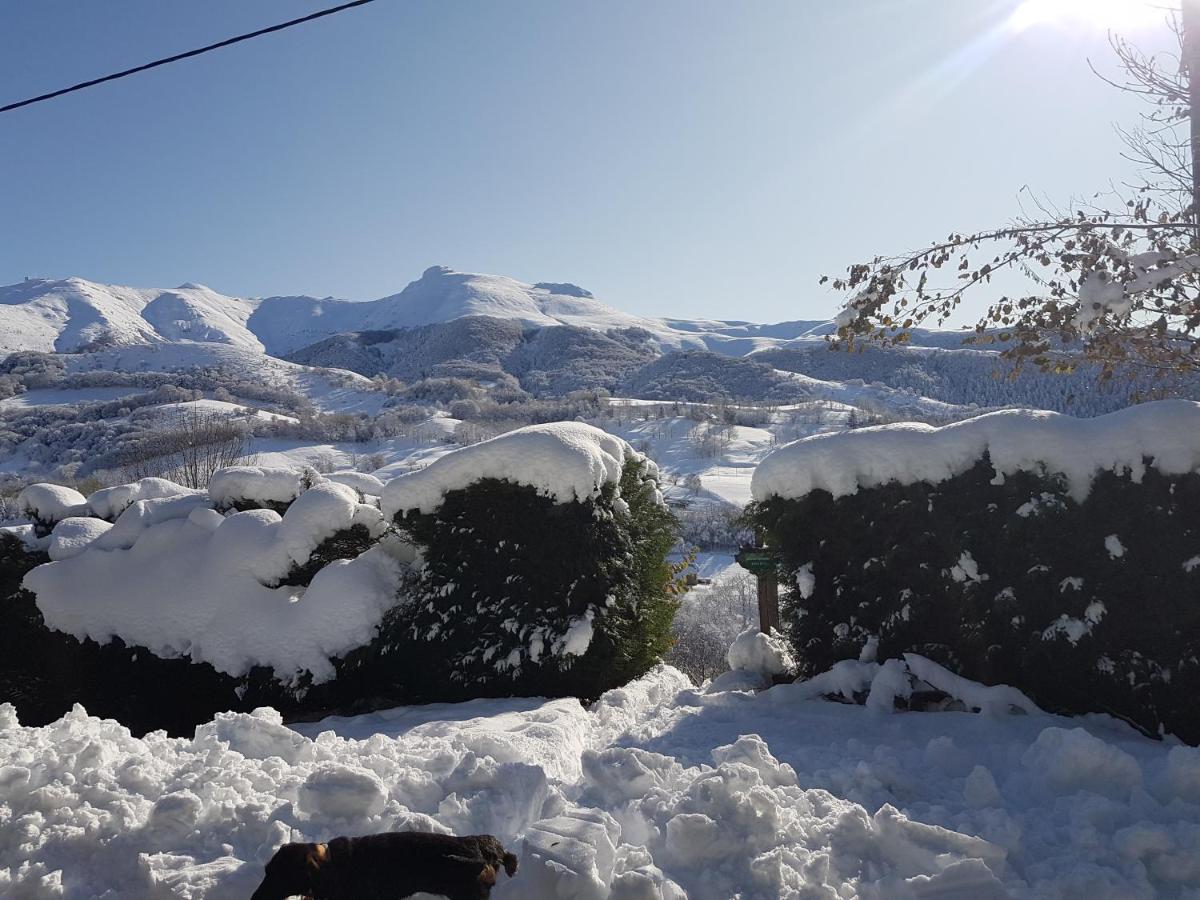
[752,399,1200,502]
[6,658,1200,898]
[9,423,655,683]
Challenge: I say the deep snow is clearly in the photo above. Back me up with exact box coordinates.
[4,663,1200,899]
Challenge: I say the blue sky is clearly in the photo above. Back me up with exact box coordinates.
[0,0,1179,322]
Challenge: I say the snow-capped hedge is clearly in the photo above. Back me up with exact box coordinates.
[382,421,652,516]
[6,424,680,731]
[16,483,88,535]
[208,464,315,511]
[750,400,1200,742]
[384,423,678,700]
[24,482,392,683]
[751,399,1200,504]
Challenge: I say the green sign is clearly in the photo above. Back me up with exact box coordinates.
[736,547,778,576]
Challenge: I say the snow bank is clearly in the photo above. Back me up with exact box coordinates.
[17,482,88,526]
[88,477,199,520]
[208,465,312,508]
[382,422,653,517]
[23,483,395,682]
[8,661,1199,899]
[752,399,1200,502]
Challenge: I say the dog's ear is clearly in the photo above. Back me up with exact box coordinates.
[502,852,519,878]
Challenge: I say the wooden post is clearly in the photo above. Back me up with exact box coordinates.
[735,535,781,635]
[756,569,780,634]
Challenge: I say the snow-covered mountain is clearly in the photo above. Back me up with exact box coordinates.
[0,278,263,355]
[1,268,840,359]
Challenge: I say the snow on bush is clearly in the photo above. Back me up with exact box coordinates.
[207,464,313,510]
[751,401,1200,743]
[752,399,1200,503]
[382,421,653,517]
[46,516,113,561]
[23,481,396,683]
[87,476,198,520]
[325,469,386,497]
[6,663,1200,899]
[387,437,678,700]
[16,482,88,533]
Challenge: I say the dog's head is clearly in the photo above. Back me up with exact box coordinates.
[449,837,519,896]
[250,841,328,900]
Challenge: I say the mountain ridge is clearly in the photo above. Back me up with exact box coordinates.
[1,267,877,360]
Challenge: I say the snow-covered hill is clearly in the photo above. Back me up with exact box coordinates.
[3,268,852,360]
[0,278,262,354]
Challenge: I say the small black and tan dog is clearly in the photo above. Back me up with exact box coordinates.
[250,831,519,900]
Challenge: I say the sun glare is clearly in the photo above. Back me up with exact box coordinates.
[1011,0,1169,31]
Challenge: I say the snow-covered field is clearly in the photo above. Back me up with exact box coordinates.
[4,663,1198,899]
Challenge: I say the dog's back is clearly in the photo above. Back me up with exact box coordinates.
[251,830,519,900]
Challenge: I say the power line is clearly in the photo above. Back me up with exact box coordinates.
[0,0,379,115]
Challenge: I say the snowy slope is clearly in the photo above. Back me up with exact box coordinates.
[248,266,757,356]
[0,278,262,354]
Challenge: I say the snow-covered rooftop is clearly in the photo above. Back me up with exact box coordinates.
[752,399,1200,503]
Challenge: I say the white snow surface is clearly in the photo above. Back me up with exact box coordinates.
[382,422,654,517]
[16,483,88,525]
[324,470,386,497]
[207,466,310,508]
[46,516,113,561]
[23,482,395,682]
[87,477,199,521]
[753,399,1200,502]
[5,662,1200,898]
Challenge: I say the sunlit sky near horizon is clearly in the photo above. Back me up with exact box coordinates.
[0,0,1182,324]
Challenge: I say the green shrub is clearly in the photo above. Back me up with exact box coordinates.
[385,458,679,701]
[750,455,1200,742]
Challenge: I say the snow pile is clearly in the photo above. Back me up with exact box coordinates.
[87,477,199,520]
[16,482,88,527]
[6,661,1200,898]
[207,465,313,509]
[23,482,395,682]
[726,626,795,678]
[383,422,654,517]
[753,399,1200,502]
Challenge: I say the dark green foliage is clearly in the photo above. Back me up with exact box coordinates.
[3,461,678,733]
[750,455,1200,742]
[273,524,377,587]
[386,459,679,701]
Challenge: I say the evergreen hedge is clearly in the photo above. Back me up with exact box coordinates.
[750,455,1200,743]
[2,458,680,733]
[382,458,679,702]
